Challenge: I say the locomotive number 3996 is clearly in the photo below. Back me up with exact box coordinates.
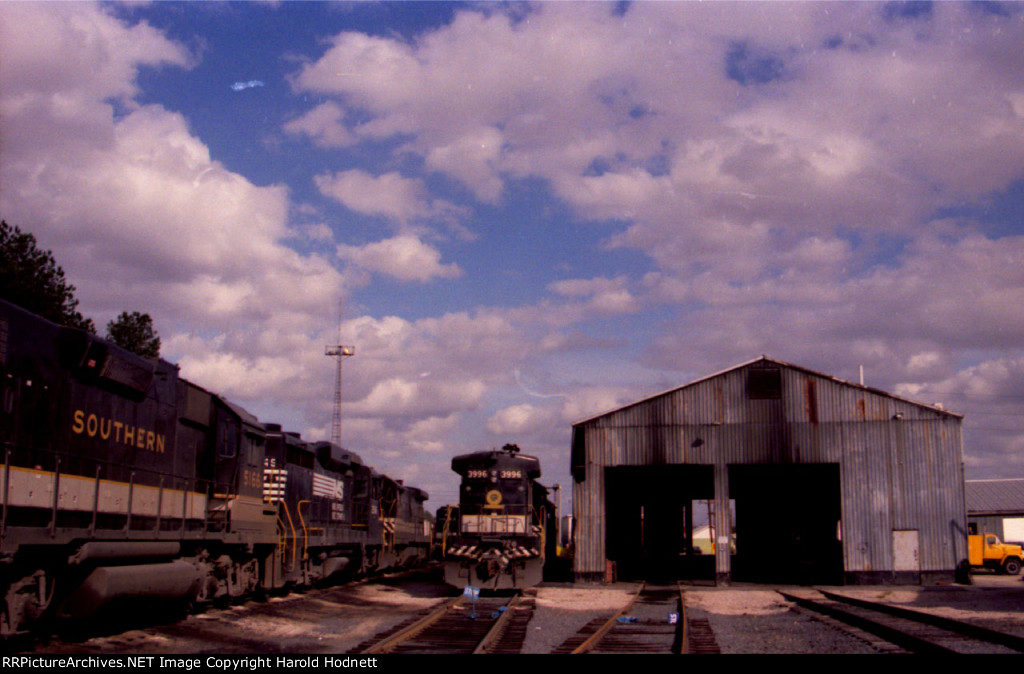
[467,469,522,479]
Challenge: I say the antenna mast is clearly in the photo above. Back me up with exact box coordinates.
[325,298,355,446]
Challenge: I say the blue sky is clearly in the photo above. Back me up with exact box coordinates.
[4,1,1024,508]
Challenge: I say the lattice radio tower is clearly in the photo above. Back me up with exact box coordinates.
[325,299,354,447]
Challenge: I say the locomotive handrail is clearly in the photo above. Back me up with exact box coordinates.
[379,498,395,550]
[462,503,532,516]
[182,480,190,534]
[2,447,10,537]
[439,506,454,556]
[278,500,299,570]
[49,457,61,538]
[125,471,135,533]
[155,476,164,538]
[88,464,101,536]
[539,505,546,558]
[460,513,528,535]
[297,500,311,562]
[457,501,550,536]
[2,441,196,488]
[2,441,223,538]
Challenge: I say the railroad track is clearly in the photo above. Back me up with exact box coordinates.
[780,588,1024,654]
[553,583,707,654]
[352,590,534,654]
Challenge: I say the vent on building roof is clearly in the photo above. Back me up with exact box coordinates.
[747,367,782,400]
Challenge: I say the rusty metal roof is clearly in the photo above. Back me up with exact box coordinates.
[572,355,962,426]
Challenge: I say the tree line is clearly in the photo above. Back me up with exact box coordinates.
[0,220,161,358]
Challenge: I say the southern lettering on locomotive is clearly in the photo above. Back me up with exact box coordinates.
[0,299,429,638]
[443,443,554,589]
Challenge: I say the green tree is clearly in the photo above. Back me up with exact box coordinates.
[106,311,161,358]
[0,220,95,332]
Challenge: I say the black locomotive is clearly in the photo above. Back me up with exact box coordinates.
[442,444,555,589]
[0,299,429,637]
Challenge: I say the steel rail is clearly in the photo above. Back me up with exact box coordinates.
[780,589,1022,655]
[818,589,1024,653]
[363,596,461,654]
[473,593,523,654]
[570,582,645,654]
[364,592,521,654]
[678,582,688,654]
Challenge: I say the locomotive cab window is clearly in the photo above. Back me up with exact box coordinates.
[243,432,263,467]
[354,474,369,499]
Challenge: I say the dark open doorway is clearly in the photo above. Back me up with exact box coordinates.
[605,465,715,582]
[728,463,843,585]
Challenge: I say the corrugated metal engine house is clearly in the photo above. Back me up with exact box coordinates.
[570,356,967,585]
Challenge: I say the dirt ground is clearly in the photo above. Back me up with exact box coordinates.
[20,571,1024,654]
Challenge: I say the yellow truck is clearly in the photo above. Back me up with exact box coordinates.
[968,534,1023,575]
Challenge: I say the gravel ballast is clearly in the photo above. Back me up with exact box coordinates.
[26,572,1024,654]
[521,574,1024,654]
